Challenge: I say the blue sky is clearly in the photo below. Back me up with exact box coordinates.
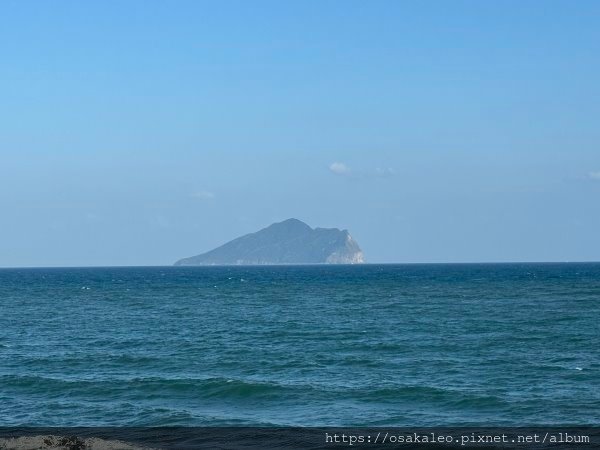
[1,1,599,266]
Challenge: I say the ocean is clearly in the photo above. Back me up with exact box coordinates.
[1,263,599,427]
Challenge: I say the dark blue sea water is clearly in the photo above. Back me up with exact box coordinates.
[1,264,599,426]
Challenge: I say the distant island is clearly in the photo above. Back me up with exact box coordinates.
[174,218,365,266]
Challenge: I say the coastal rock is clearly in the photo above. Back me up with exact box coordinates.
[174,218,365,266]
[0,435,148,450]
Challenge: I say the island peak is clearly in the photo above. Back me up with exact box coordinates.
[174,218,364,266]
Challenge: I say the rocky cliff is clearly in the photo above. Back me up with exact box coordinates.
[174,218,365,266]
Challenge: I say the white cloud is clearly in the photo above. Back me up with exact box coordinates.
[191,190,215,200]
[329,162,395,179]
[589,171,600,180]
[329,162,351,176]
[375,167,395,177]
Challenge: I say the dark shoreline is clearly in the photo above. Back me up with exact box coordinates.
[2,427,599,449]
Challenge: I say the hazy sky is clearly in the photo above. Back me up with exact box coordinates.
[1,1,600,266]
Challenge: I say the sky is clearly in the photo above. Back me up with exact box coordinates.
[1,0,599,267]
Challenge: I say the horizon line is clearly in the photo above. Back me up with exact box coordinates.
[1,261,600,270]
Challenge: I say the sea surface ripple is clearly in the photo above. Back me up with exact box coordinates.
[0,263,599,426]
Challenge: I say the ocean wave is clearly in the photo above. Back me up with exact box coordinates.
[356,385,507,409]
[0,375,300,402]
